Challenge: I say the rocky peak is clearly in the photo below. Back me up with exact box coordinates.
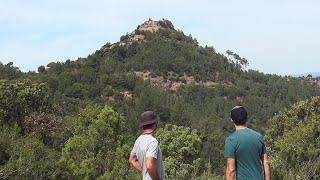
[137,20,165,33]
[100,19,175,53]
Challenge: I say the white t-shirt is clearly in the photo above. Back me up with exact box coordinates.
[131,134,165,180]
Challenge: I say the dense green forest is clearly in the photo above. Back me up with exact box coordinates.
[265,96,320,179]
[0,19,319,179]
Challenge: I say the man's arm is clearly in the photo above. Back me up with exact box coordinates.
[226,158,236,180]
[129,155,142,172]
[146,156,160,180]
[261,154,271,180]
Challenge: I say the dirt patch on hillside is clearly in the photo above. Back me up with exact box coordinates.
[134,71,218,90]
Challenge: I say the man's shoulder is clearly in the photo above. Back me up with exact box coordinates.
[226,128,263,141]
[225,132,238,143]
[227,129,242,139]
[246,128,263,138]
[146,135,158,143]
[136,135,159,144]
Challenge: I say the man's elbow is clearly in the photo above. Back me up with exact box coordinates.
[262,155,271,167]
[146,162,153,171]
[147,160,158,174]
[263,160,271,172]
[227,168,236,176]
[264,158,270,165]
[128,156,135,165]
[226,166,236,179]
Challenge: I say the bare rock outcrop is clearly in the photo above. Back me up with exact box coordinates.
[101,19,171,53]
[134,71,217,90]
[137,20,165,33]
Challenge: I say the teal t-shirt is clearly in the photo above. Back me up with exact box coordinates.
[224,128,266,180]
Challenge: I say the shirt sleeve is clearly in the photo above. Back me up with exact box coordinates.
[130,141,137,156]
[224,138,235,158]
[146,141,159,159]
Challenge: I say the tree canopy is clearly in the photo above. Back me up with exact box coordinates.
[1,19,320,179]
[265,96,320,179]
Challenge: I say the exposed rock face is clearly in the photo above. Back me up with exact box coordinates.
[100,19,170,53]
[106,91,132,102]
[137,20,165,33]
[134,71,217,90]
[121,91,133,100]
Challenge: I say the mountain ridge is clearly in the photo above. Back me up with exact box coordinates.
[292,72,320,78]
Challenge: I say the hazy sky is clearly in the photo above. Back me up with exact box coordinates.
[0,0,319,75]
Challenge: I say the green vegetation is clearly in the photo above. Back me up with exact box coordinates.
[0,62,22,80]
[1,19,319,179]
[156,124,202,179]
[0,80,50,126]
[59,104,138,179]
[265,96,320,179]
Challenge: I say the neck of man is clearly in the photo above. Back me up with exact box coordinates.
[235,124,247,131]
[143,129,154,135]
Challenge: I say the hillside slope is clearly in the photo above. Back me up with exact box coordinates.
[28,19,320,171]
[34,19,319,123]
[1,19,320,178]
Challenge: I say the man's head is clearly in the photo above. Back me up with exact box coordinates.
[139,111,159,131]
[230,106,247,125]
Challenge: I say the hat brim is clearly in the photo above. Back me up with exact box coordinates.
[139,116,159,128]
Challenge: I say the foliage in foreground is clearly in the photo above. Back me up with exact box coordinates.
[59,104,138,179]
[156,124,202,179]
[265,96,320,179]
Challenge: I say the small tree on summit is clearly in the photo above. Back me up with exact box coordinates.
[160,18,175,29]
[38,65,46,73]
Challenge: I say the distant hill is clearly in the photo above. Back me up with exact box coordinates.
[1,19,320,178]
[26,18,320,169]
[292,72,320,78]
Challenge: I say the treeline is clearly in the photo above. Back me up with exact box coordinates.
[1,20,320,179]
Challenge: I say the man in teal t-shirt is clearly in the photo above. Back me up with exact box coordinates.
[224,106,271,180]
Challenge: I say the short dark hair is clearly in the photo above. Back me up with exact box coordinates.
[142,122,157,130]
[230,106,247,125]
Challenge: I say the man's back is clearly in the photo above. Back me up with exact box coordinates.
[131,134,165,180]
[224,128,266,180]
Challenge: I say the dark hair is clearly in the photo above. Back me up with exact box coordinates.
[142,122,157,130]
[230,106,247,125]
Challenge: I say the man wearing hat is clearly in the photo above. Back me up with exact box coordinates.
[224,106,271,180]
[129,111,165,180]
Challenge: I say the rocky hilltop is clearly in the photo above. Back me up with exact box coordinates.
[137,20,169,32]
[101,19,174,52]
